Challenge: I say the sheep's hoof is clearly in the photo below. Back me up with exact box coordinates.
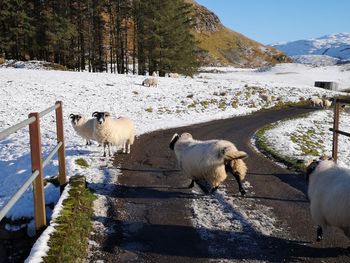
[240,189,247,196]
[211,187,218,194]
[188,180,195,188]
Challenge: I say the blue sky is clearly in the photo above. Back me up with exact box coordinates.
[195,0,350,44]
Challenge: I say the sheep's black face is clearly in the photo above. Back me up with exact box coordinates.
[305,160,319,182]
[69,114,82,125]
[92,112,110,125]
[169,133,180,150]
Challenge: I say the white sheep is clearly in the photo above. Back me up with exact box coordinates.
[323,99,332,109]
[308,97,323,108]
[306,156,350,241]
[92,112,135,157]
[69,114,95,145]
[142,78,158,87]
[169,132,248,195]
[169,73,179,78]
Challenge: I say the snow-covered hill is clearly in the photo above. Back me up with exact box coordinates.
[271,33,350,65]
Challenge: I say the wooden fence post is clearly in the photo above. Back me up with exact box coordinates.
[332,100,340,162]
[55,101,67,192]
[29,112,46,231]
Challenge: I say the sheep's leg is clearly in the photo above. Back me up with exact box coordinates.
[211,186,219,193]
[127,142,131,154]
[316,226,323,242]
[103,143,107,157]
[108,143,111,156]
[188,180,195,188]
[233,172,246,196]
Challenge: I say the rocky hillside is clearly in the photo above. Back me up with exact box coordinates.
[186,0,291,67]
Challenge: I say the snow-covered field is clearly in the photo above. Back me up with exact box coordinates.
[1,62,350,260]
[260,109,350,169]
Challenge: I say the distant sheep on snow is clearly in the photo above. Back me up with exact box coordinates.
[308,97,323,108]
[323,99,332,109]
[69,113,95,145]
[170,132,248,195]
[92,112,135,157]
[142,78,158,87]
[306,156,350,241]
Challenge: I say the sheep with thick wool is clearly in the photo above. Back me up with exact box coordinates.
[92,112,135,157]
[69,114,95,145]
[308,97,323,108]
[323,99,332,109]
[306,156,350,242]
[142,77,158,87]
[170,132,248,195]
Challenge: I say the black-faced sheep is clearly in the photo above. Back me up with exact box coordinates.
[170,132,248,195]
[308,97,323,108]
[69,114,95,145]
[92,112,135,157]
[306,156,350,242]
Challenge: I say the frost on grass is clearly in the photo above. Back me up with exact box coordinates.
[262,110,350,168]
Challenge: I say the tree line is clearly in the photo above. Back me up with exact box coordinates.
[0,0,198,76]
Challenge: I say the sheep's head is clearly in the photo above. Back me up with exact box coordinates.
[92,111,110,125]
[305,156,333,181]
[169,133,180,150]
[69,114,85,126]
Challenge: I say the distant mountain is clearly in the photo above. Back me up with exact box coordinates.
[271,33,350,63]
[186,0,291,67]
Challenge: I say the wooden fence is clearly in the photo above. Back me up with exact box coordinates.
[330,98,350,162]
[0,101,66,232]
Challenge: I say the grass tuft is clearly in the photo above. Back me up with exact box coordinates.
[43,176,95,263]
[75,158,89,168]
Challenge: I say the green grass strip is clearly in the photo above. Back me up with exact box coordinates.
[43,177,96,263]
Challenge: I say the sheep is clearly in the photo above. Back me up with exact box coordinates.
[260,94,272,104]
[308,97,323,108]
[323,99,332,109]
[169,73,179,78]
[169,132,248,195]
[142,78,158,87]
[306,156,350,242]
[92,112,135,157]
[69,114,95,145]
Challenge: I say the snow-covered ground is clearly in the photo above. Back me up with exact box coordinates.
[260,109,350,169]
[1,62,350,261]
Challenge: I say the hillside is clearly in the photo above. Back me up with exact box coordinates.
[186,0,291,67]
[271,33,350,64]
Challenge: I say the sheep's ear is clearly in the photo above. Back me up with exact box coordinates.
[92,111,99,117]
[69,114,75,119]
[104,112,110,117]
[232,151,248,160]
[169,133,180,150]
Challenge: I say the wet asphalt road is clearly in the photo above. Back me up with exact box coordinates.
[87,106,350,263]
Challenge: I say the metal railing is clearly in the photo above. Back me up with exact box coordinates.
[0,101,66,231]
[330,98,350,162]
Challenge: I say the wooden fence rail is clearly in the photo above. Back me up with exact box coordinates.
[330,98,350,162]
[0,101,66,232]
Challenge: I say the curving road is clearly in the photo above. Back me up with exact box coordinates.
[87,106,350,263]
